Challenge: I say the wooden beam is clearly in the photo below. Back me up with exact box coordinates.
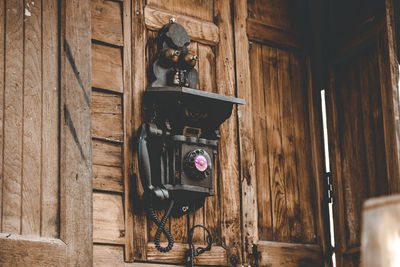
[0,234,66,266]
[147,243,227,265]
[233,0,258,265]
[247,18,303,50]
[59,0,92,265]
[132,0,148,261]
[214,0,242,265]
[144,5,219,46]
[257,241,323,267]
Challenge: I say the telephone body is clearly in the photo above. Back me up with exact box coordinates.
[137,20,244,258]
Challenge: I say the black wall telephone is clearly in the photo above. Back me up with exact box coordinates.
[138,19,244,265]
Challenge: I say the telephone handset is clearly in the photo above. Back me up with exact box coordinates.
[137,20,244,264]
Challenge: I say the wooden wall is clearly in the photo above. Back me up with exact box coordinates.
[91,0,132,265]
[0,0,59,239]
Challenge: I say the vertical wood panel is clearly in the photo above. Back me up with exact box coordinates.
[0,0,5,233]
[214,0,242,264]
[41,0,59,239]
[290,53,316,243]
[22,0,42,236]
[2,0,24,234]
[263,46,287,242]
[60,0,93,264]
[250,43,272,241]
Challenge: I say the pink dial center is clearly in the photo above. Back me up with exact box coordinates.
[194,155,208,172]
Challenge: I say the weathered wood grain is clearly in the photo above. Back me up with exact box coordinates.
[92,110,123,142]
[41,0,59,239]
[2,0,24,234]
[22,0,42,236]
[250,43,271,241]
[147,242,227,266]
[144,5,219,46]
[93,165,123,192]
[92,139,122,167]
[214,0,242,265]
[147,0,213,22]
[247,18,303,50]
[91,0,123,46]
[122,1,133,258]
[0,234,66,266]
[92,90,122,115]
[59,0,93,264]
[93,192,125,245]
[0,0,5,233]
[257,241,323,267]
[132,0,149,260]
[92,43,123,93]
[290,52,316,243]
[233,1,258,264]
[263,46,288,242]
[94,244,180,267]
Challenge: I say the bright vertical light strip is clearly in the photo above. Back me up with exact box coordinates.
[321,90,336,266]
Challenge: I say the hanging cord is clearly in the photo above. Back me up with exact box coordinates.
[148,199,175,252]
[185,204,213,267]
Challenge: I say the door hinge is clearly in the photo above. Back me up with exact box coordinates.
[248,244,261,267]
[326,172,333,203]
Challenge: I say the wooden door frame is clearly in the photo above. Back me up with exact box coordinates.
[0,0,92,266]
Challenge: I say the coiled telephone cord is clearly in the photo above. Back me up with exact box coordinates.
[148,200,175,253]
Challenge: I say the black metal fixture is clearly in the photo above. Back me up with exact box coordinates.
[137,19,244,266]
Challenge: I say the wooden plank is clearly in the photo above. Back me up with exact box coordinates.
[93,192,125,245]
[377,0,400,194]
[361,195,400,267]
[263,46,288,242]
[233,0,258,264]
[94,244,180,267]
[147,0,213,22]
[2,0,24,234]
[41,0,59,239]
[290,53,316,243]
[92,111,123,142]
[247,18,303,50]
[93,165,123,192]
[144,5,219,46]
[92,43,123,93]
[147,243,227,266]
[0,0,5,232]
[59,0,92,264]
[257,241,323,267]
[92,139,122,167]
[91,0,123,46]
[0,234,66,266]
[132,0,148,261]
[22,0,42,236]
[92,90,122,115]
[214,0,242,265]
[250,43,271,241]
[279,49,298,243]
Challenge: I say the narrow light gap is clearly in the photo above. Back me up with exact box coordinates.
[321,89,336,267]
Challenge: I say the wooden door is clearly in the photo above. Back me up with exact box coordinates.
[0,0,92,266]
[235,0,331,266]
[326,0,400,266]
[129,0,241,266]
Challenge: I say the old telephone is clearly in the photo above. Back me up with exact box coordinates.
[138,19,244,265]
